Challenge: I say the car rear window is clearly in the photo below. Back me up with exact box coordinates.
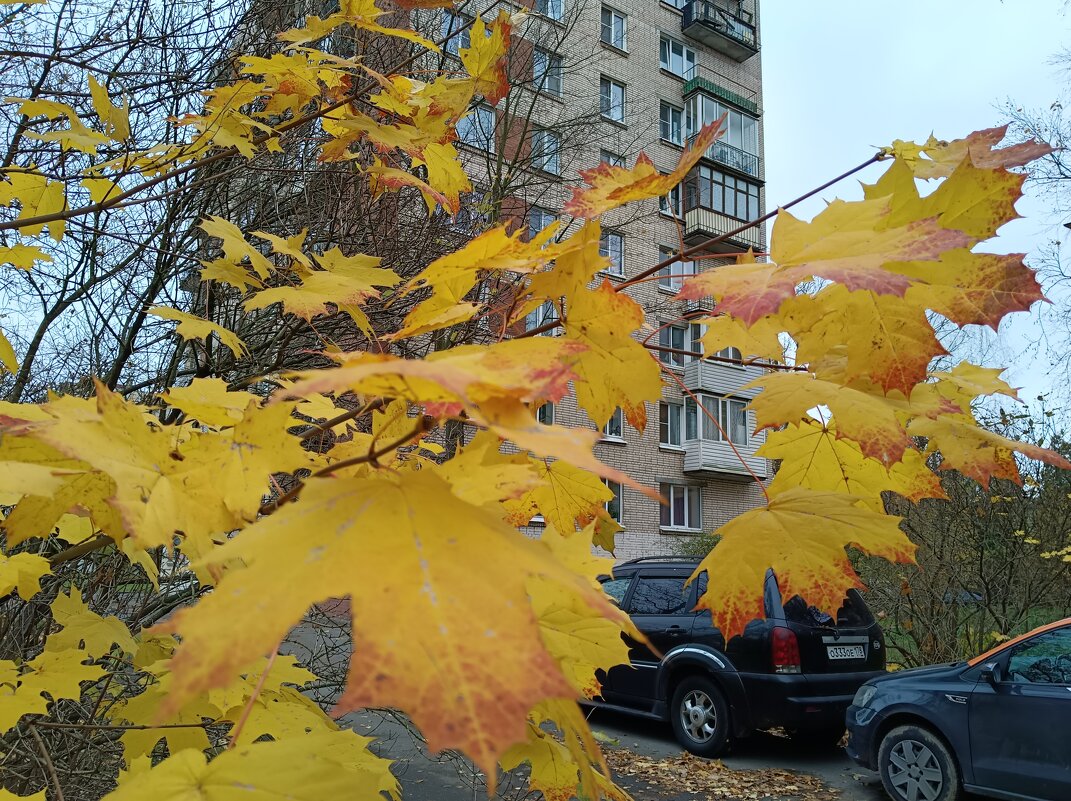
[784,589,874,628]
[629,576,690,615]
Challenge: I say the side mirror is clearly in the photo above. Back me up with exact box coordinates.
[980,662,1001,684]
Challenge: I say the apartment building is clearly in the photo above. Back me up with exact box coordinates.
[423,0,771,559]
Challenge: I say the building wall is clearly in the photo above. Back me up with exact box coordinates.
[428,0,770,560]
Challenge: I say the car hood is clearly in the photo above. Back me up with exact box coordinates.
[869,662,964,685]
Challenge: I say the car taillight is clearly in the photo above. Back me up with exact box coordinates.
[771,626,801,674]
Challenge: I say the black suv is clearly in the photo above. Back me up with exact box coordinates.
[593,556,887,756]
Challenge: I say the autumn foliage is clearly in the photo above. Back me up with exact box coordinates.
[0,1,1066,799]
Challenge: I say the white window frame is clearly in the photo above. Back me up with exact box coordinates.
[659,101,684,146]
[659,34,696,80]
[601,407,625,441]
[657,249,695,292]
[603,478,623,523]
[534,0,564,22]
[659,182,682,217]
[600,148,625,167]
[528,205,557,238]
[660,483,701,531]
[457,104,495,151]
[533,48,563,97]
[715,346,743,367]
[686,394,748,445]
[659,401,684,448]
[658,322,702,368]
[600,230,625,276]
[531,128,561,175]
[599,76,626,123]
[442,11,472,56]
[600,6,628,50]
[537,401,554,425]
[524,299,561,336]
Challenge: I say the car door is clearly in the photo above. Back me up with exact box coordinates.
[606,570,697,703]
[969,625,1071,800]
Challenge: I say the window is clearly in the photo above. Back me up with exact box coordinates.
[603,478,623,523]
[442,11,472,55]
[531,128,560,174]
[685,165,761,222]
[536,401,554,425]
[688,395,748,444]
[659,35,696,79]
[659,101,684,146]
[659,182,682,217]
[528,205,557,238]
[660,484,701,530]
[659,401,683,447]
[525,300,560,334]
[715,346,742,365]
[1007,628,1071,684]
[657,249,695,291]
[627,576,690,615]
[599,230,624,275]
[600,149,625,167]
[663,0,686,10]
[601,576,632,604]
[533,49,563,96]
[534,0,564,22]
[457,104,495,151]
[602,407,624,439]
[600,7,627,50]
[658,323,701,367]
[685,95,759,159]
[599,76,625,122]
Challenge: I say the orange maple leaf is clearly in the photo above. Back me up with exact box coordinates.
[563,119,725,218]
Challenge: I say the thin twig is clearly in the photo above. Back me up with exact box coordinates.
[227,648,278,750]
[28,724,64,801]
[32,721,212,731]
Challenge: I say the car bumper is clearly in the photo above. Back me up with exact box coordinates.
[845,702,879,770]
[739,670,885,732]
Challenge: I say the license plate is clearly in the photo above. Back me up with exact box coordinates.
[827,645,865,660]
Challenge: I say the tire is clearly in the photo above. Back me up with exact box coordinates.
[787,723,846,749]
[877,724,961,801]
[669,676,731,757]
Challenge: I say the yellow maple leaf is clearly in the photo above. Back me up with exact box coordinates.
[507,460,613,537]
[147,306,248,359]
[161,378,262,428]
[692,488,916,636]
[48,587,138,658]
[459,13,511,103]
[158,471,615,780]
[0,169,66,239]
[88,75,129,141]
[102,732,399,801]
[0,330,15,373]
[0,551,50,599]
[0,243,50,271]
[759,421,946,508]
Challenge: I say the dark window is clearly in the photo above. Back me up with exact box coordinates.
[685,165,761,222]
[601,576,632,603]
[1007,628,1071,684]
[628,576,689,615]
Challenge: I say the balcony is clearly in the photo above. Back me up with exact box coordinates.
[683,206,762,252]
[689,134,760,178]
[681,0,758,61]
[681,360,767,479]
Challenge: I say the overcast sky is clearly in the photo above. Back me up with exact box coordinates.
[759,0,1070,402]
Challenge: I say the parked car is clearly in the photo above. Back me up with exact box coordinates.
[846,617,1071,801]
[591,555,887,756]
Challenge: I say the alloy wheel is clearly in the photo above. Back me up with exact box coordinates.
[679,689,718,743]
[887,739,945,801]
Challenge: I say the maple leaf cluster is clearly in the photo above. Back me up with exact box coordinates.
[0,0,1064,799]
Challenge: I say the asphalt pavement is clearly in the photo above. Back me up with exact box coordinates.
[342,706,889,801]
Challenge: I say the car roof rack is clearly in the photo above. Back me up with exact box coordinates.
[620,555,702,565]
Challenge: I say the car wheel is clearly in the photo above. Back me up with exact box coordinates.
[669,676,730,757]
[878,724,961,801]
[787,723,846,749]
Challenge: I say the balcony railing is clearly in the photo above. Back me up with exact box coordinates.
[682,206,763,252]
[681,0,758,61]
[688,134,760,177]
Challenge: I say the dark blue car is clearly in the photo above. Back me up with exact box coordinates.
[846,617,1071,801]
